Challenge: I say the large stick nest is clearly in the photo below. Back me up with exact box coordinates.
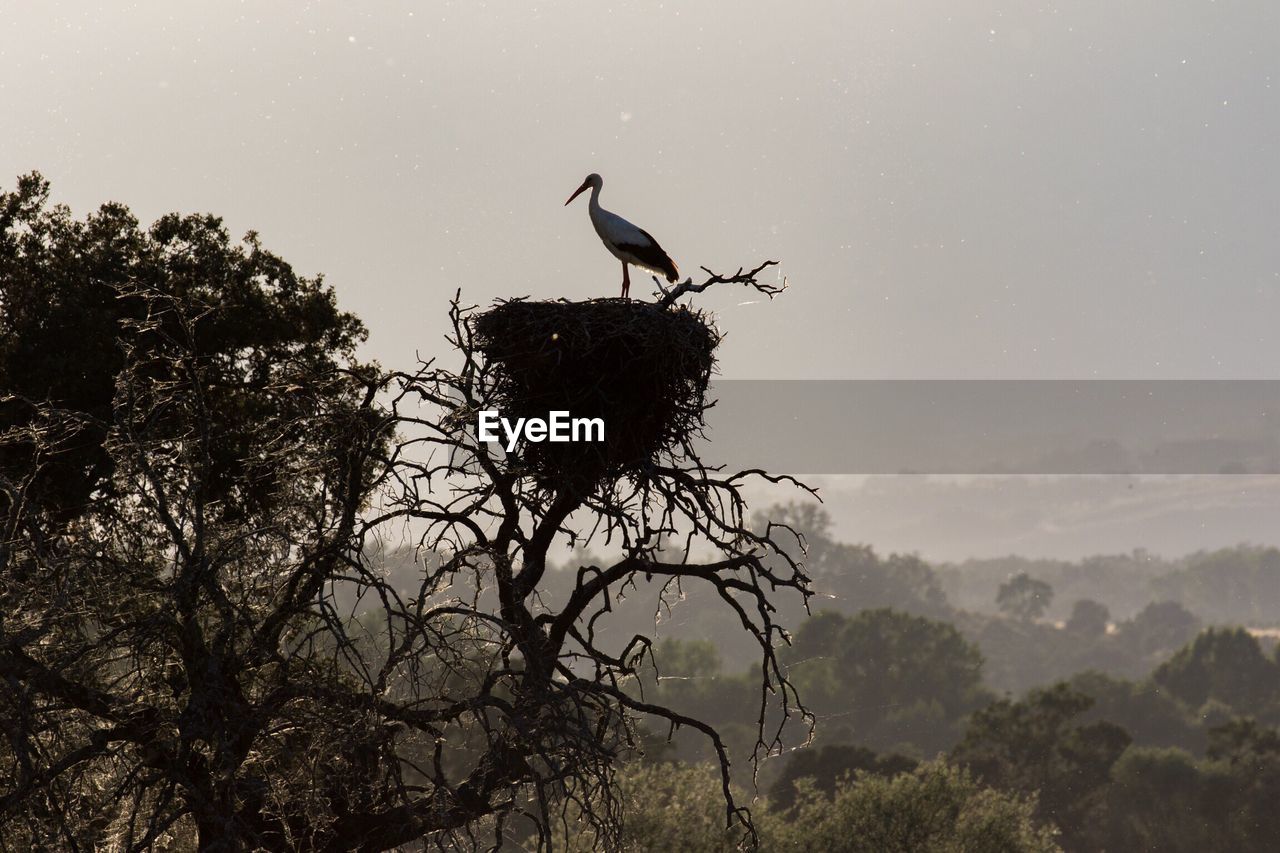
[472,298,719,491]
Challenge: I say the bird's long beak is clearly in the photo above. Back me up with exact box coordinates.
[565,182,589,206]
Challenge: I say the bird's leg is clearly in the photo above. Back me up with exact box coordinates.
[621,262,630,299]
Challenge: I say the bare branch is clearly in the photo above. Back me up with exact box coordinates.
[656,260,787,309]
[2,275,812,850]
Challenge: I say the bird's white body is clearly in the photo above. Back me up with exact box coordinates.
[589,198,658,269]
[565,173,678,297]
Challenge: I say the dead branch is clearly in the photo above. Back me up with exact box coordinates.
[655,260,787,309]
[1,281,813,851]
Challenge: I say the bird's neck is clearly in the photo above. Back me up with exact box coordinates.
[584,185,606,230]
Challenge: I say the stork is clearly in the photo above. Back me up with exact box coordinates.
[565,173,679,298]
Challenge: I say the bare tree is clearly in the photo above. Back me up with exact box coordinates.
[1,267,812,851]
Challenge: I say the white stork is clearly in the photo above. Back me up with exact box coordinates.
[565,173,679,298]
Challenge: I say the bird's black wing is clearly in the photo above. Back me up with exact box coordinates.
[619,229,679,282]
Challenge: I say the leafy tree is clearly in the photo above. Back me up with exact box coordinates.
[996,573,1054,621]
[767,745,917,811]
[962,614,1077,694]
[786,609,989,754]
[635,639,764,766]
[1,177,809,849]
[559,763,749,852]
[1101,747,1222,853]
[1115,600,1201,660]
[1153,628,1280,716]
[559,760,1060,853]
[761,761,1061,852]
[1067,671,1202,752]
[1203,719,1280,852]
[1151,545,1280,626]
[951,683,1130,851]
[1095,721,1280,853]
[939,550,1171,621]
[764,504,951,619]
[966,597,1206,696]
[1206,717,1280,764]
[2,283,386,849]
[1064,599,1109,640]
[0,172,365,526]
[651,637,723,680]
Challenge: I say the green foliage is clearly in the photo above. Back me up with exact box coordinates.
[1066,670,1203,752]
[1115,600,1201,660]
[1153,628,1280,717]
[1064,599,1109,639]
[636,610,986,770]
[937,550,1167,622]
[1206,716,1280,764]
[943,545,1280,630]
[1099,722,1280,853]
[996,573,1054,622]
[760,761,1061,853]
[0,179,820,847]
[636,638,760,764]
[785,609,990,754]
[1205,719,1280,851]
[951,683,1130,850]
[1102,746,1223,852]
[556,761,1059,853]
[962,597,1202,695]
[652,637,723,680]
[961,615,1081,694]
[0,172,367,524]
[768,745,917,811]
[763,504,951,619]
[1152,545,1280,626]
[558,763,748,852]
[1,283,387,845]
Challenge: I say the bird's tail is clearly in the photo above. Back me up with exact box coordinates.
[661,255,679,283]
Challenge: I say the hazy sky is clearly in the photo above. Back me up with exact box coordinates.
[780,474,1280,561]
[5,1,1278,380]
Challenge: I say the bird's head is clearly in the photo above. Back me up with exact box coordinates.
[564,173,602,206]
